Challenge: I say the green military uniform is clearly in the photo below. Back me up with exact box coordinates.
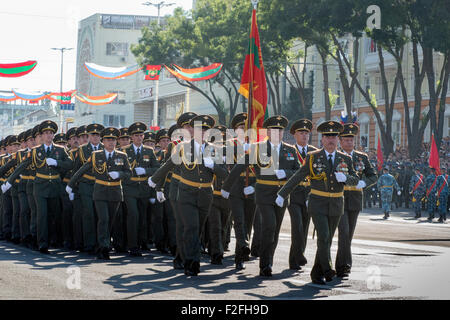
[72,123,105,252]
[7,121,73,253]
[277,121,359,284]
[68,127,131,259]
[143,131,157,248]
[287,119,318,270]
[222,115,301,277]
[122,122,160,256]
[0,139,5,240]
[150,115,228,276]
[335,124,377,277]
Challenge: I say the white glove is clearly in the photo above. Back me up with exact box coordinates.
[1,182,12,193]
[335,172,347,183]
[243,143,250,152]
[243,186,255,195]
[65,185,73,194]
[148,177,156,188]
[108,171,119,180]
[203,157,214,169]
[221,189,230,199]
[275,169,286,179]
[397,190,401,196]
[306,200,309,207]
[149,198,156,204]
[156,191,166,203]
[135,167,146,175]
[46,158,57,166]
[356,180,366,189]
[69,193,74,201]
[275,195,285,207]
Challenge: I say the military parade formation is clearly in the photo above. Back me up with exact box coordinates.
[0,113,448,285]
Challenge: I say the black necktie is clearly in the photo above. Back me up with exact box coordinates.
[46,146,51,157]
[328,154,333,172]
[136,147,141,160]
[94,146,98,151]
[301,147,306,159]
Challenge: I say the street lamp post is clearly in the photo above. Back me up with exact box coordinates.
[51,47,73,132]
[142,1,175,127]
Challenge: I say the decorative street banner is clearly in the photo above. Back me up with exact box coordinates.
[0,92,19,102]
[165,63,223,81]
[145,65,163,80]
[0,60,37,78]
[12,89,49,102]
[48,90,76,104]
[75,92,118,105]
[84,62,143,79]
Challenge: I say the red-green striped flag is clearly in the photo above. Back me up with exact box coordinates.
[0,60,37,77]
[239,8,268,139]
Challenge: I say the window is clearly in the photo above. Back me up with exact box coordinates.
[106,42,128,56]
[335,81,341,105]
[108,91,126,104]
[393,120,401,148]
[365,77,371,94]
[103,115,125,127]
[368,38,377,53]
[360,123,369,151]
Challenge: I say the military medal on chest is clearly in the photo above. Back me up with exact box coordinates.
[336,159,349,174]
[354,157,365,174]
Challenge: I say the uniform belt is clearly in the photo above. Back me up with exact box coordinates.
[171,173,181,181]
[165,178,171,183]
[240,172,256,177]
[95,179,121,187]
[310,189,344,198]
[82,174,96,181]
[63,178,70,183]
[179,177,212,189]
[15,179,20,183]
[213,190,222,196]
[0,178,5,182]
[344,186,362,192]
[130,176,147,182]
[256,179,286,186]
[35,173,60,180]
[298,181,310,187]
[20,176,33,180]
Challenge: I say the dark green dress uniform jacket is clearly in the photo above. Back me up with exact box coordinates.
[226,139,256,200]
[122,145,160,198]
[71,143,104,194]
[290,144,318,204]
[68,150,132,202]
[222,140,301,205]
[344,150,377,212]
[0,149,30,193]
[8,144,73,198]
[151,139,228,197]
[278,149,359,216]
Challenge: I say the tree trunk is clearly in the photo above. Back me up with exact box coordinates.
[318,47,332,120]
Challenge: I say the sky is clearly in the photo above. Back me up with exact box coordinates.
[0,0,192,94]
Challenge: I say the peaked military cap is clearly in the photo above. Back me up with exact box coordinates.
[17,132,26,143]
[339,123,359,137]
[87,123,104,135]
[119,127,130,138]
[6,135,20,146]
[24,129,33,141]
[129,122,147,135]
[177,112,197,128]
[32,125,40,138]
[143,131,156,143]
[66,127,78,140]
[156,128,170,142]
[263,115,288,129]
[190,114,215,130]
[231,112,248,130]
[39,120,58,134]
[167,124,178,140]
[101,127,120,139]
[317,120,344,136]
[214,125,228,135]
[290,119,313,135]
[53,133,67,144]
[76,125,88,137]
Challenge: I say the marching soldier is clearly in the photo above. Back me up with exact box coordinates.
[76,125,89,146]
[4,121,73,253]
[53,132,68,247]
[276,121,359,284]
[425,168,439,222]
[409,165,426,219]
[222,115,301,277]
[403,164,414,209]
[436,166,448,223]
[72,123,104,253]
[67,127,131,259]
[143,130,157,247]
[377,167,401,219]
[286,119,318,270]
[149,114,228,276]
[335,123,377,278]
[122,122,160,256]
[222,112,257,270]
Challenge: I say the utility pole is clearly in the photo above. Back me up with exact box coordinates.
[142,1,175,127]
[51,47,73,132]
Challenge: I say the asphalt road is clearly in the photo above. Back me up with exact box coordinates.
[1,207,449,300]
